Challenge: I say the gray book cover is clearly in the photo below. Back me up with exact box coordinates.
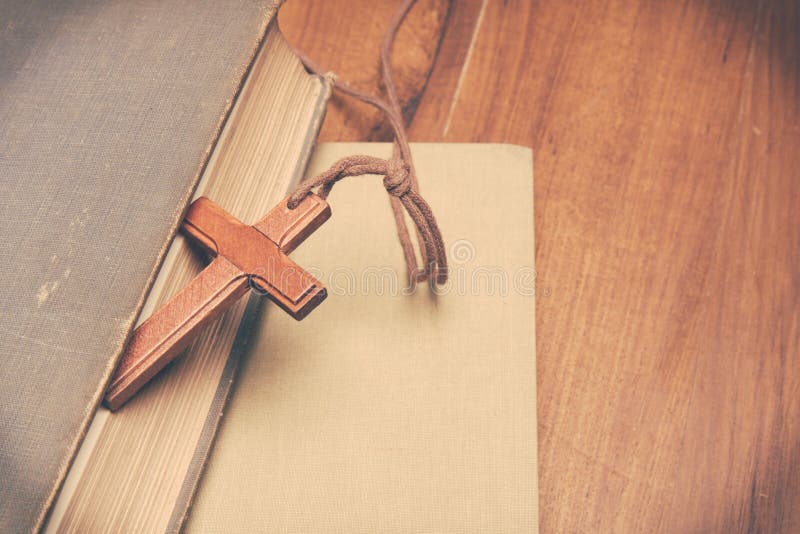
[0,1,279,530]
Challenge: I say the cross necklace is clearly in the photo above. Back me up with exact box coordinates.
[104,193,330,411]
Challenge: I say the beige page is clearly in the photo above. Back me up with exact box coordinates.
[188,143,538,533]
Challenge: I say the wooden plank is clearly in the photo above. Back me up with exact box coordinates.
[280,0,800,531]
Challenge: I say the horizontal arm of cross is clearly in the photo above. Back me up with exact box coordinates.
[182,195,329,318]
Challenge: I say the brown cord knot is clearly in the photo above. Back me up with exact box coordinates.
[383,159,410,197]
[287,0,447,286]
[287,153,448,285]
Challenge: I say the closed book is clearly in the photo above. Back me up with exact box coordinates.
[0,1,328,531]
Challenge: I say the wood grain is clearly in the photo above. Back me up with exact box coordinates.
[280,0,800,531]
[278,0,450,141]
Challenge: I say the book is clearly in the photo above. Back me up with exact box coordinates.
[0,1,327,531]
[44,18,329,534]
[186,142,539,532]
[46,142,538,532]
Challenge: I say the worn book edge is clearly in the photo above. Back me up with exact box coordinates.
[167,59,331,533]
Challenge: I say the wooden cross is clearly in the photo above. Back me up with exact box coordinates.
[104,193,330,411]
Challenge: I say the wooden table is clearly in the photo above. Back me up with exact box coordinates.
[281,1,800,531]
